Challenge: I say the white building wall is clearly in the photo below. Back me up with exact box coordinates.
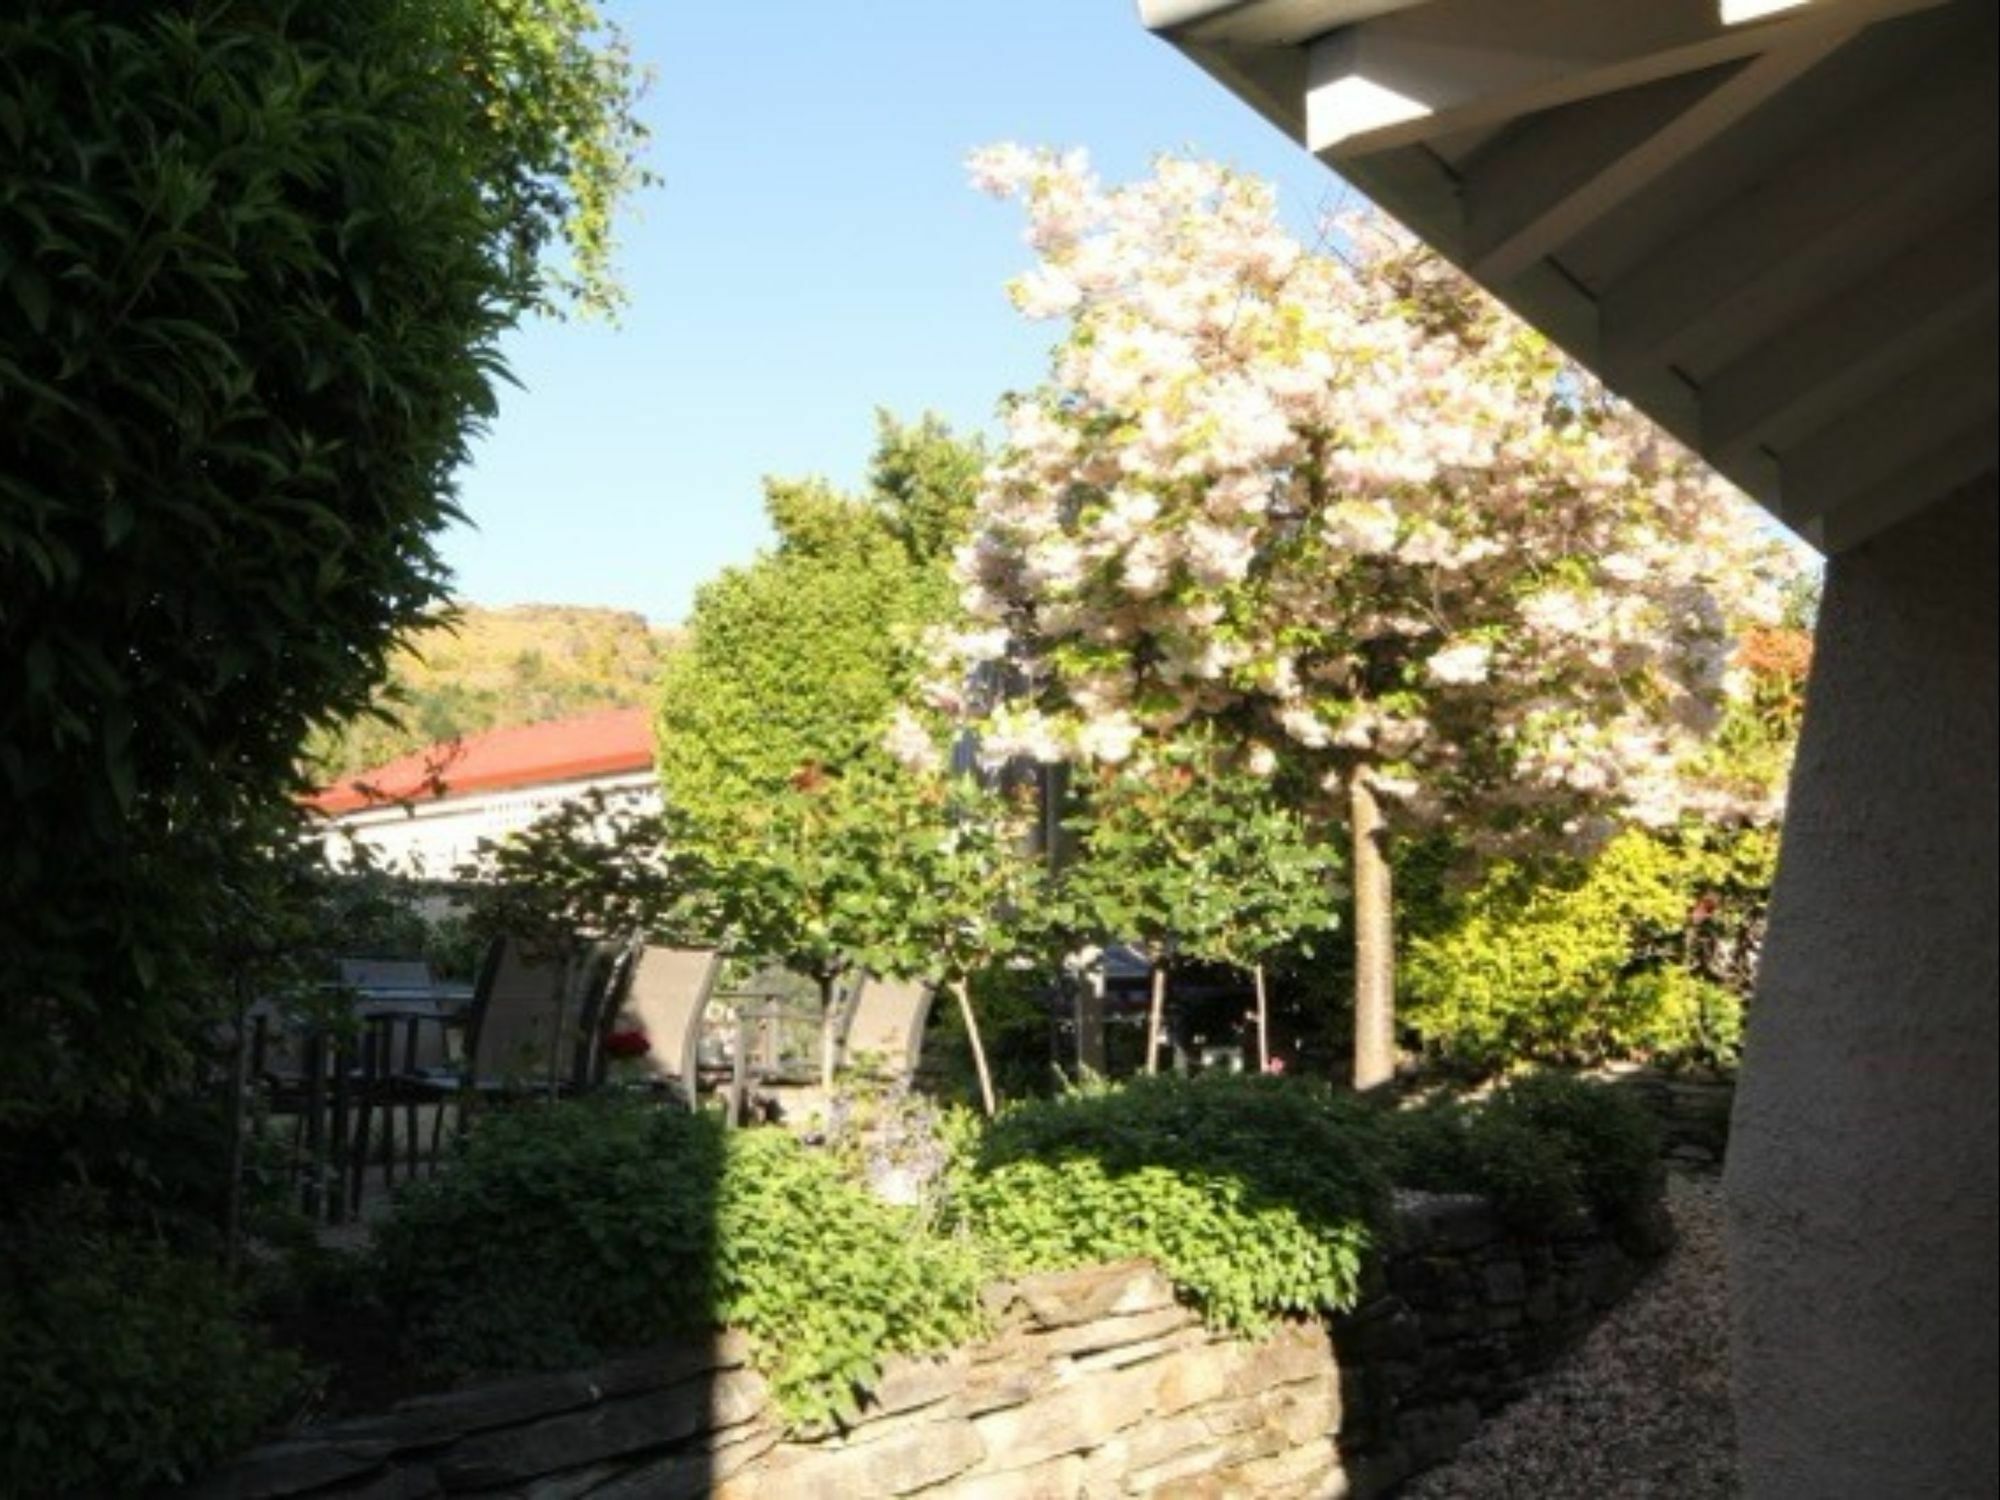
[319,770,661,879]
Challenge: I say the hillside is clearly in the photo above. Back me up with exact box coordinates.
[307,604,680,780]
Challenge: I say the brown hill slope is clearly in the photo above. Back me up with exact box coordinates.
[306,604,680,780]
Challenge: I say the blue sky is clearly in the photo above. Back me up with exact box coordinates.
[443,0,1362,625]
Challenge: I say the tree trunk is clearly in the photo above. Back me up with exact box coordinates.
[952,977,998,1117]
[222,978,251,1278]
[818,971,839,1093]
[1350,775,1396,1092]
[1144,964,1168,1080]
[1252,963,1271,1074]
[550,946,582,1101]
[1075,971,1107,1076]
[1144,961,1168,1076]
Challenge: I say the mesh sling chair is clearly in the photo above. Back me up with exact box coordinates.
[393,936,630,1163]
[834,975,936,1086]
[599,944,725,1107]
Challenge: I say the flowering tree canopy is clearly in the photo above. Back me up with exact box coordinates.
[919,147,1798,848]
[903,148,1802,1086]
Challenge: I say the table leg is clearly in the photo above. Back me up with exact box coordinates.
[404,1017,422,1181]
[730,1013,750,1127]
[302,1032,326,1221]
[329,1035,352,1225]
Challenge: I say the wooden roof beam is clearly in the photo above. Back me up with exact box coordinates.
[1702,200,1998,455]
[1597,44,1995,375]
[1811,419,1999,551]
[1777,329,1998,528]
[1463,36,1850,284]
[1302,0,1944,157]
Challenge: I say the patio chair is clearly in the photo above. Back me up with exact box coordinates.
[457,935,625,1093]
[600,944,724,1107]
[834,975,935,1085]
[381,936,627,1165]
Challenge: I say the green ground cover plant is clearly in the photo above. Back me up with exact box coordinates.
[949,1074,1391,1330]
[364,1072,1662,1435]
[373,1097,984,1426]
[0,1199,300,1495]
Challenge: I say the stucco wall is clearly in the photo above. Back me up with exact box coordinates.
[1727,476,1999,1497]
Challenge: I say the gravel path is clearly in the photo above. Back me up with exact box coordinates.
[1403,1172,1737,1499]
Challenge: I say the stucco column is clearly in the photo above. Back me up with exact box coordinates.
[1727,476,1998,1497]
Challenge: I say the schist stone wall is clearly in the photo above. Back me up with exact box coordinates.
[1598,1066,1737,1169]
[1331,1189,1670,1495]
[189,1199,1666,1499]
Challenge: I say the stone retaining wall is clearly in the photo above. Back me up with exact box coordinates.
[1331,1191,1671,1494]
[1595,1066,1737,1168]
[191,1202,1664,1499]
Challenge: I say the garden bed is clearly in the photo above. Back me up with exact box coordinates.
[193,1186,1666,1498]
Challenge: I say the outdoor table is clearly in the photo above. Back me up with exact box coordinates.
[708,993,824,1125]
[247,980,475,1222]
[347,984,476,1206]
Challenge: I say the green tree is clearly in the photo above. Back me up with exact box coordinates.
[1056,732,1340,1075]
[3,8,650,1490]
[654,416,986,1083]
[868,410,986,566]
[1,0,648,1135]
[830,769,1050,1114]
[457,789,703,961]
[1398,624,1808,1073]
[1401,824,1776,1072]
[944,149,1803,1090]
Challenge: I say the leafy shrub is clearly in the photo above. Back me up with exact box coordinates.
[1381,1101,1586,1231]
[374,1097,982,1426]
[714,1130,981,1420]
[951,1074,1392,1329]
[1486,1072,1663,1222]
[1403,827,1774,1072]
[0,1205,298,1495]
[2,0,645,1132]
[819,1077,956,1214]
[959,1157,1365,1332]
[1383,1073,1663,1230]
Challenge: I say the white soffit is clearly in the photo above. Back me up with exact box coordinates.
[1139,0,2000,553]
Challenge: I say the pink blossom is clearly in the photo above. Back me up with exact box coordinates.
[931,147,1804,847]
[883,708,944,776]
[1426,642,1493,687]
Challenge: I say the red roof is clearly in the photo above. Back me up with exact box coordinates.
[308,707,655,815]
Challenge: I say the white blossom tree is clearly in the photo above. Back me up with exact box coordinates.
[909,147,1798,1090]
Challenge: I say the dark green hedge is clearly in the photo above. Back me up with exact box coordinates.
[1,1202,299,1495]
[0,0,515,1122]
[3,0,644,1135]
